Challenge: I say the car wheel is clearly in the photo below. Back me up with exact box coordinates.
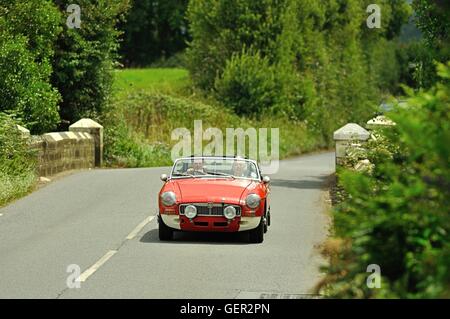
[263,205,268,233]
[158,216,173,241]
[248,217,264,243]
[263,215,268,233]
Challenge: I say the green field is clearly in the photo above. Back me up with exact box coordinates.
[113,68,190,98]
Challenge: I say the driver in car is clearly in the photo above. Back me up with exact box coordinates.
[186,158,207,175]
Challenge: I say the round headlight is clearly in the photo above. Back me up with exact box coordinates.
[223,206,237,220]
[245,194,261,209]
[161,191,176,206]
[184,205,197,219]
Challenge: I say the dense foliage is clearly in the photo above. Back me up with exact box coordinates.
[0,0,130,131]
[52,0,130,127]
[186,0,411,143]
[318,62,449,298]
[119,0,189,67]
[0,0,61,134]
[407,0,450,88]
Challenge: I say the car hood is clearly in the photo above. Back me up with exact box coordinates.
[172,178,255,204]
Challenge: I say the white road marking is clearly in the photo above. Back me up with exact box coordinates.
[74,216,155,284]
[78,250,117,282]
[126,216,155,240]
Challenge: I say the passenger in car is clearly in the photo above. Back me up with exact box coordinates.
[232,159,248,177]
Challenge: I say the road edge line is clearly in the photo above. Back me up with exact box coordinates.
[78,250,117,282]
[125,216,155,240]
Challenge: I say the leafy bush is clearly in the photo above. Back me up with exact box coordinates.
[52,0,130,126]
[318,62,450,298]
[0,113,37,206]
[0,0,62,61]
[214,50,278,115]
[186,0,285,90]
[103,118,173,168]
[0,0,61,134]
[0,35,61,134]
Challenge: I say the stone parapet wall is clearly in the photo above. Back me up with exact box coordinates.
[18,118,103,177]
[30,131,95,177]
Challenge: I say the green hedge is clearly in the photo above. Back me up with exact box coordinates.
[318,62,450,298]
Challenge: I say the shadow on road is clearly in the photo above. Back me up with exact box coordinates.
[140,229,253,245]
[270,175,330,190]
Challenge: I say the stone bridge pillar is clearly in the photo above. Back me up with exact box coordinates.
[69,119,103,167]
[333,123,370,166]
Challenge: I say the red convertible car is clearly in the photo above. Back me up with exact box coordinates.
[157,156,271,243]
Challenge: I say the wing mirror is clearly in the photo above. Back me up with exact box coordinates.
[262,176,270,184]
[160,174,168,182]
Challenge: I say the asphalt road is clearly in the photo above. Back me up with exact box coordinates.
[0,152,334,299]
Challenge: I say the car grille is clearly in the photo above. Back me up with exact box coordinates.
[179,203,241,216]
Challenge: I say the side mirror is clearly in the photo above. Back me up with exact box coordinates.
[262,176,270,184]
[160,174,168,182]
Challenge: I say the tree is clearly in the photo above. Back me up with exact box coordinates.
[0,0,61,134]
[119,0,189,67]
[409,0,450,88]
[186,0,286,91]
[186,0,412,143]
[51,0,130,127]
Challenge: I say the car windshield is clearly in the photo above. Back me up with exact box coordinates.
[171,157,259,180]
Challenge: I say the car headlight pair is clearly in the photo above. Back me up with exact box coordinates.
[183,205,237,220]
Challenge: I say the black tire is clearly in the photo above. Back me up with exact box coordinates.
[263,204,268,233]
[248,217,264,243]
[264,205,271,233]
[158,216,173,241]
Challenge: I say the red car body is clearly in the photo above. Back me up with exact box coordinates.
[157,157,271,243]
